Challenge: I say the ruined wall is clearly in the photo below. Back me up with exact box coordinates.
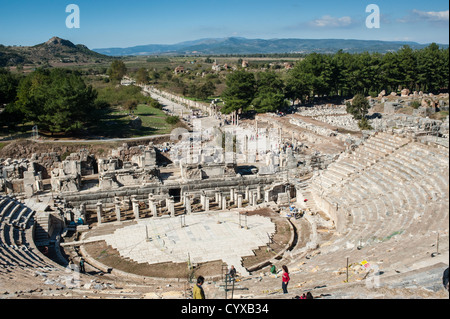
[60,174,280,209]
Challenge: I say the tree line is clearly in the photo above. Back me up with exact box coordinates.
[0,60,160,135]
[0,68,102,134]
[1,44,447,133]
[221,44,449,115]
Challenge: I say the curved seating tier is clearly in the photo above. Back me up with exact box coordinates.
[236,133,449,299]
[311,132,448,247]
[0,195,74,294]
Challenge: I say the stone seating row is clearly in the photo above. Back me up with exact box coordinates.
[311,136,448,255]
[0,196,59,272]
[336,190,447,249]
[316,139,448,200]
[311,132,412,192]
[279,136,448,296]
[1,197,35,230]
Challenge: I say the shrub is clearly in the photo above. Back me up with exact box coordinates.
[411,100,420,109]
[165,116,180,125]
[358,117,373,130]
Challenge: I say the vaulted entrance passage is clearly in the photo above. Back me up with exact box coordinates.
[169,188,181,202]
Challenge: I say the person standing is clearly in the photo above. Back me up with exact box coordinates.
[193,276,206,299]
[282,265,290,294]
[79,257,85,273]
[228,265,237,282]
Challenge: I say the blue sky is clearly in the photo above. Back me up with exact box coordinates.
[0,0,448,48]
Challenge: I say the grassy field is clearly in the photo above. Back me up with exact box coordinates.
[87,103,175,138]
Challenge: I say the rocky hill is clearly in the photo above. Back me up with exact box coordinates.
[0,36,112,67]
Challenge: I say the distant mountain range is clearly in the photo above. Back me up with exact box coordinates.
[1,37,447,67]
[93,37,448,56]
[0,37,111,67]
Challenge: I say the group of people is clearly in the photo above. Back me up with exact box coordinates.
[193,265,237,299]
[193,264,311,299]
[193,266,450,299]
[68,257,86,273]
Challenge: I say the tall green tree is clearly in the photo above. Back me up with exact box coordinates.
[196,81,216,100]
[108,60,127,81]
[416,43,447,92]
[135,67,149,85]
[396,45,418,91]
[346,94,370,120]
[15,68,98,134]
[252,72,287,113]
[290,53,332,98]
[221,71,256,114]
[285,75,309,104]
[0,68,20,105]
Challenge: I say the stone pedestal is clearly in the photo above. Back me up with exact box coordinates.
[167,198,175,217]
[264,190,270,203]
[151,202,157,217]
[237,194,243,208]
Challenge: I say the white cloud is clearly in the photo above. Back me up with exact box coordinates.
[412,9,449,21]
[309,15,355,28]
[407,9,449,22]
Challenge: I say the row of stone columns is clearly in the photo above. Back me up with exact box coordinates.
[96,193,164,224]
[94,186,269,225]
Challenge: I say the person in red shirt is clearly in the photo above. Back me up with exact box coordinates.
[282,265,290,294]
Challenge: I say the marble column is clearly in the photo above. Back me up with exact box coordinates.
[217,193,222,209]
[114,198,121,222]
[132,196,140,220]
[96,201,103,225]
[222,195,227,210]
[167,198,175,217]
[252,191,258,207]
[185,196,192,215]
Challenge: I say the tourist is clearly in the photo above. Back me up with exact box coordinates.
[297,292,313,299]
[193,276,206,299]
[228,265,237,282]
[79,257,85,273]
[270,265,277,275]
[282,265,290,294]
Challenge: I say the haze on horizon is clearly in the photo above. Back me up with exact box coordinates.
[0,0,448,49]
